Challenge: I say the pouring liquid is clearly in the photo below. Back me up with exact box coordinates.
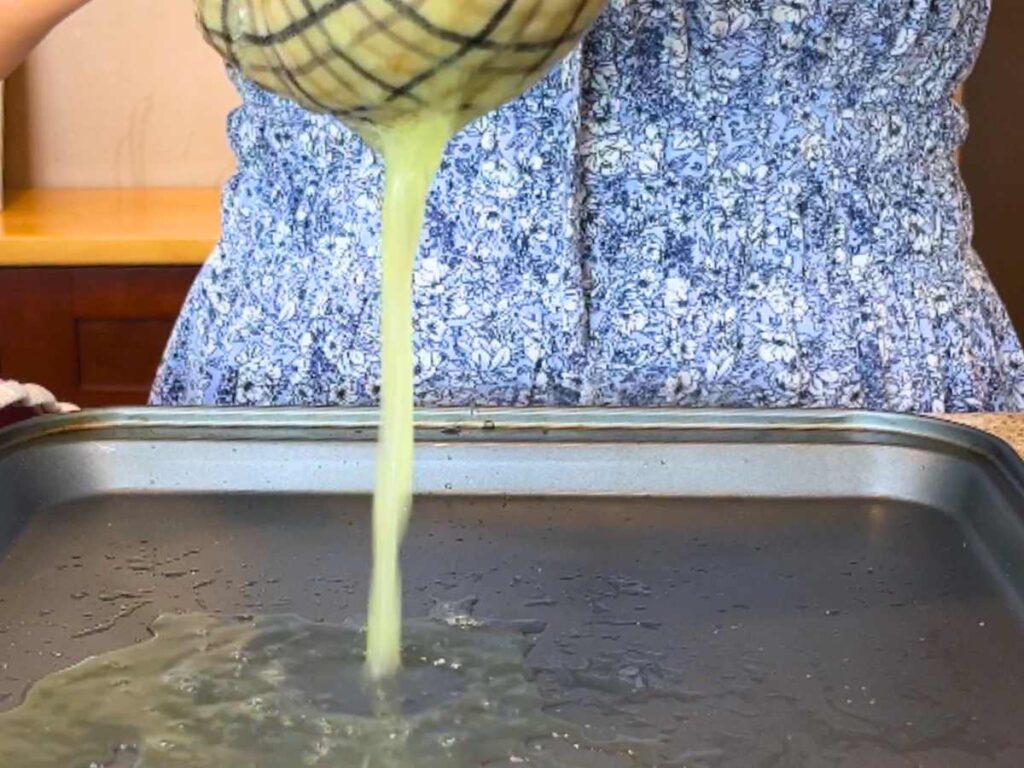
[366,113,454,679]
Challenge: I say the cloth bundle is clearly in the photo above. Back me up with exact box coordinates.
[195,0,607,136]
[0,379,79,416]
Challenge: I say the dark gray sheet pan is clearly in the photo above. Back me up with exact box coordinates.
[1,408,1022,766]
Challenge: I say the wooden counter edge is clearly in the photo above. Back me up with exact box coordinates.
[0,188,220,267]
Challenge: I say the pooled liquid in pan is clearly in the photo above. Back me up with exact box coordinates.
[0,613,563,767]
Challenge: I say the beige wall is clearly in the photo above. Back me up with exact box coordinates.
[4,0,239,188]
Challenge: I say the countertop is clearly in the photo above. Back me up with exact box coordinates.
[943,413,1024,458]
[0,188,219,267]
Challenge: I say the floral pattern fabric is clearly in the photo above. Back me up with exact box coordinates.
[153,0,1024,412]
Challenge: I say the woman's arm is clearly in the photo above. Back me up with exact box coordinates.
[0,0,93,79]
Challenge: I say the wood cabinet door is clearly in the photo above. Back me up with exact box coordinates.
[962,2,1024,332]
[0,267,198,406]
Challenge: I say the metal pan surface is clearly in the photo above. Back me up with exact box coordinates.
[1,408,1022,765]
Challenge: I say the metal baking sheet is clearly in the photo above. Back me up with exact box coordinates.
[1,408,1023,766]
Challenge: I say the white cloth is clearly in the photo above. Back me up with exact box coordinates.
[0,379,79,415]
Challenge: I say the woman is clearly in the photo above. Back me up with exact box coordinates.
[5,0,1020,412]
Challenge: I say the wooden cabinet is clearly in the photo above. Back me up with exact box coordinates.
[0,189,214,406]
[962,2,1024,333]
[0,266,198,406]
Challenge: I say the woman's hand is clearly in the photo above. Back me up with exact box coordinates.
[0,0,93,79]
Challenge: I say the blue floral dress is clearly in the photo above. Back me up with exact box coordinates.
[152,0,1024,413]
